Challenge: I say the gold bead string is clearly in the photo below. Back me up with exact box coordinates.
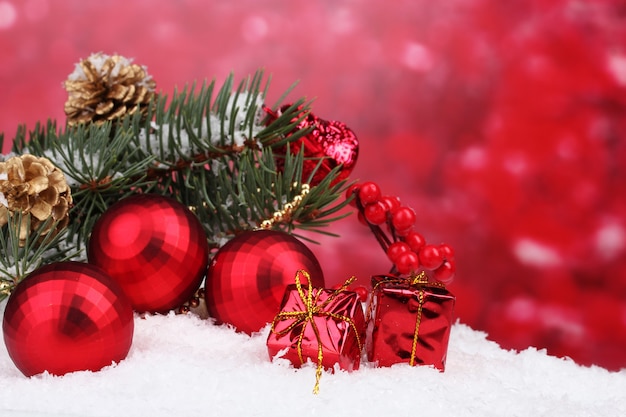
[258,183,310,230]
[176,286,209,319]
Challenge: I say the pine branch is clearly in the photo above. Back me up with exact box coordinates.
[0,214,77,301]
[3,70,352,265]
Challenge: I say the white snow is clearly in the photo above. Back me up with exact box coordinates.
[136,91,265,160]
[1,302,624,417]
[66,52,154,90]
[41,148,83,188]
[225,91,265,148]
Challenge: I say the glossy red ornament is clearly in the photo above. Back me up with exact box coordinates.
[205,230,324,334]
[265,105,359,186]
[2,262,134,377]
[366,274,455,370]
[88,194,209,313]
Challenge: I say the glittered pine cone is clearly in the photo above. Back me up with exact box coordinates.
[64,52,156,126]
[0,154,73,246]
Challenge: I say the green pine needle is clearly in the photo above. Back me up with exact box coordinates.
[1,70,354,287]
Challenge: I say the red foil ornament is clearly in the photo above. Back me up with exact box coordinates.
[366,274,455,370]
[88,194,209,313]
[2,262,134,377]
[205,230,324,334]
[267,271,365,394]
[266,105,359,186]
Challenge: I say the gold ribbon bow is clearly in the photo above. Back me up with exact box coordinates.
[270,270,363,394]
[367,271,446,366]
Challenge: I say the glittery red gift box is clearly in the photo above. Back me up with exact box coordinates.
[366,275,455,370]
[267,280,366,373]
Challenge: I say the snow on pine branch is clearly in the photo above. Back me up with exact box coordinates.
[137,91,266,161]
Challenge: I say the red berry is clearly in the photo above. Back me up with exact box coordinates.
[380,195,401,212]
[439,243,455,259]
[364,201,388,225]
[345,184,361,206]
[395,226,414,237]
[434,260,456,284]
[357,211,369,226]
[419,244,444,270]
[353,286,369,303]
[391,206,416,231]
[404,231,426,252]
[386,241,411,262]
[358,181,381,205]
[395,251,420,275]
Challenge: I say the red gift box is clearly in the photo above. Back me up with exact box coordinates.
[366,272,455,370]
[267,270,366,393]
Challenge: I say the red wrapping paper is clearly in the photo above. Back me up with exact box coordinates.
[366,274,455,370]
[267,271,366,378]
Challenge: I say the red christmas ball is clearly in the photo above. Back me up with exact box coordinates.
[205,230,324,334]
[266,105,359,186]
[2,262,134,377]
[88,194,209,313]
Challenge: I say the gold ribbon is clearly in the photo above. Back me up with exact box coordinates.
[270,270,363,394]
[410,289,426,366]
[367,271,445,367]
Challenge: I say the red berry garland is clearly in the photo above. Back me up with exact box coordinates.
[347,182,456,283]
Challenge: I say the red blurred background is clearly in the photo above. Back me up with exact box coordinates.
[2,0,626,370]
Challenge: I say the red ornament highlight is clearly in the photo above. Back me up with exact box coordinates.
[2,262,134,377]
[205,230,324,334]
[88,194,209,313]
[265,105,359,186]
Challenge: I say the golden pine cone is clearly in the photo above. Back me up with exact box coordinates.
[64,52,156,126]
[0,154,73,246]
